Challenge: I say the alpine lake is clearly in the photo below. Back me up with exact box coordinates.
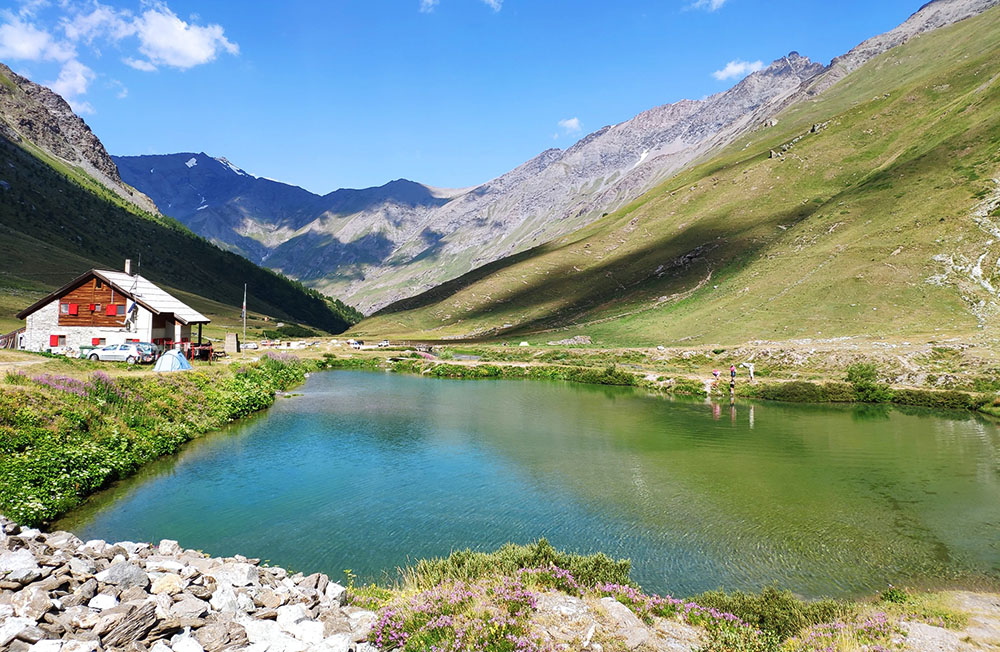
[54,370,1000,600]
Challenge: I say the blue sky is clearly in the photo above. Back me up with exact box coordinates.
[2,0,930,193]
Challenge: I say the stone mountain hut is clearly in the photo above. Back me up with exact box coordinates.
[15,260,210,353]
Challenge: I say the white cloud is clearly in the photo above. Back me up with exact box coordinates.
[0,14,75,62]
[481,0,503,11]
[49,58,94,96]
[419,0,439,12]
[61,4,135,44]
[122,56,156,71]
[557,117,582,135]
[712,59,764,81]
[0,2,238,113]
[131,5,238,70]
[691,0,727,10]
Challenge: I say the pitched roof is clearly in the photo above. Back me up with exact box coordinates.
[97,271,209,324]
[16,269,210,324]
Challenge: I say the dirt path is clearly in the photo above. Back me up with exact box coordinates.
[905,592,1000,651]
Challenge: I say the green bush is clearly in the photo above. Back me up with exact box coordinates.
[846,363,893,403]
[891,388,986,411]
[400,539,631,591]
[749,381,853,403]
[692,587,852,640]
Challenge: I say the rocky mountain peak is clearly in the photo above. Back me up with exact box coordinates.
[0,61,157,214]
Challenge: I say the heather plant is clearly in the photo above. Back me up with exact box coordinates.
[369,577,552,652]
[782,612,901,652]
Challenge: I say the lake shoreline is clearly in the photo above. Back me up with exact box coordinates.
[2,515,999,652]
[319,346,1000,416]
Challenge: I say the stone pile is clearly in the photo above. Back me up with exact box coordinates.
[0,516,377,652]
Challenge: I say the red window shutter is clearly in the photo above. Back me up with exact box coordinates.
[68,303,78,315]
[49,335,59,347]
[106,304,116,316]
[89,304,95,311]
[92,337,100,346]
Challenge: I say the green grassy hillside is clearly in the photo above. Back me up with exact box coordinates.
[0,135,361,335]
[354,6,1000,346]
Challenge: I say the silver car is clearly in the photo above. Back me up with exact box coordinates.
[88,343,143,364]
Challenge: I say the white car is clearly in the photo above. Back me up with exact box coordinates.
[88,343,143,364]
[378,340,390,348]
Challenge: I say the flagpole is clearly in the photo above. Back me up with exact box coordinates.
[242,283,247,353]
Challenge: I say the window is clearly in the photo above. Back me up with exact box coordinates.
[49,335,66,347]
[60,303,69,314]
[116,304,126,316]
[96,279,103,289]
[94,303,101,312]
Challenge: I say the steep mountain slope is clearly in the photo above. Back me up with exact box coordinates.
[117,0,999,317]
[353,3,1000,345]
[0,63,157,214]
[0,68,360,334]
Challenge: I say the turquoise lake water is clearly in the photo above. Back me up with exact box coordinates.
[55,370,1000,598]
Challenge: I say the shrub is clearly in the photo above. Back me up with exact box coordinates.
[400,539,631,591]
[891,388,986,411]
[692,587,852,640]
[845,363,893,403]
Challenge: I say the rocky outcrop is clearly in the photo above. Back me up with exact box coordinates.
[0,516,375,652]
[0,62,157,214]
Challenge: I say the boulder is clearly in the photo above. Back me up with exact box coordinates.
[171,634,205,652]
[151,573,185,595]
[95,562,149,590]
[87,593,119,610]
[170,596,209,619]
[324,582,347,606]
[599,597,650,650]
[0,617,35,647]
[12,586,53,620]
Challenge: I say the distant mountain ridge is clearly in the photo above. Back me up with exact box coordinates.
[116,0,1000,314]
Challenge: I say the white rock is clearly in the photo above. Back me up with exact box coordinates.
[276,603,309,630]
[319,633,353,652]
[289,619,325,644]
[171,635,205,652]
[0,604,14,618]
[146,558,186,574]
[210,584,239,613]
[236,591,256,613]
[61,642,101,652]
[81,540,107,555]
[88,593,119,610]
[0,616,34,647]
[29,641,64,652]
[158,539,182,556]
[211,562,259,587]
[325,582,347,605]
[240,618,308,652]
[0,549,39,573]
[150,642,174,652]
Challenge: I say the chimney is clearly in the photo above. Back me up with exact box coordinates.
[125,259,132,275]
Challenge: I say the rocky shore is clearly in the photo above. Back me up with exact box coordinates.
[0,517,377,652]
